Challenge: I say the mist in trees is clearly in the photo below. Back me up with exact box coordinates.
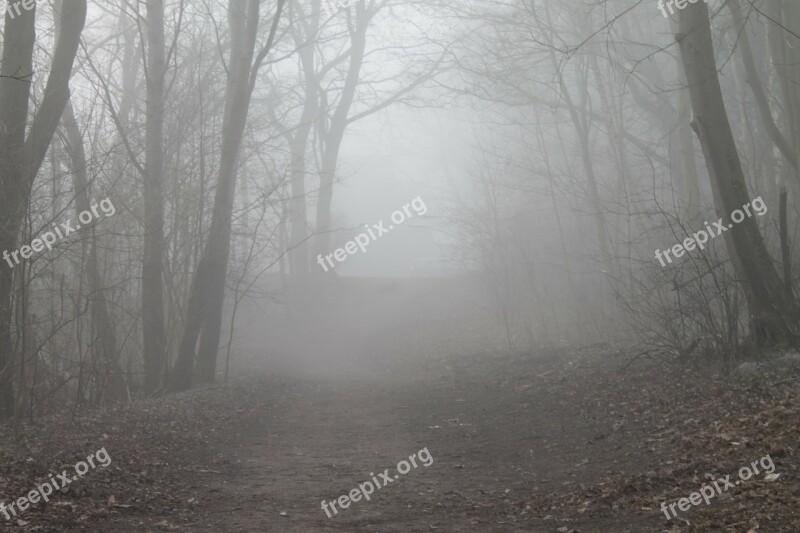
[0,0,796,445]
[1,0,799,530]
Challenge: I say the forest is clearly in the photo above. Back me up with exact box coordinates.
[0,0,797,531]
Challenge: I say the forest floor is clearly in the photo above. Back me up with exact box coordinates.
[1,338,799,532]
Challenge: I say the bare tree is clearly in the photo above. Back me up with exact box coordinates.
[677,1,794,343]
[140,0,168,394]
[61,101,127,403]
[0,0,87,419]
[171,0,286,390]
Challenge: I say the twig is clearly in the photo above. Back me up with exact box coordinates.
[771,377,800,387]
[619,349,659,372]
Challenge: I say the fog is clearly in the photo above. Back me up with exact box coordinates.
[0,0,797,531]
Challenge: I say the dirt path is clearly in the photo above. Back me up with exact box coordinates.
[3,342,797,532]
[192,371,539,532]
[145,348,672,532]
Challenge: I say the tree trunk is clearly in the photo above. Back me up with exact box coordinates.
[0,0,87,419]
[313,3,368,291]
[674,56,703,219]
[62,102,127,402]
[171,0,285,390]
[286,5,321,309]
[288,137,311,308]
[677,1,794,343]
[559,65,617,282]
[142,0,167,394]
[765,0,800,184]
[728,0,797,174]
